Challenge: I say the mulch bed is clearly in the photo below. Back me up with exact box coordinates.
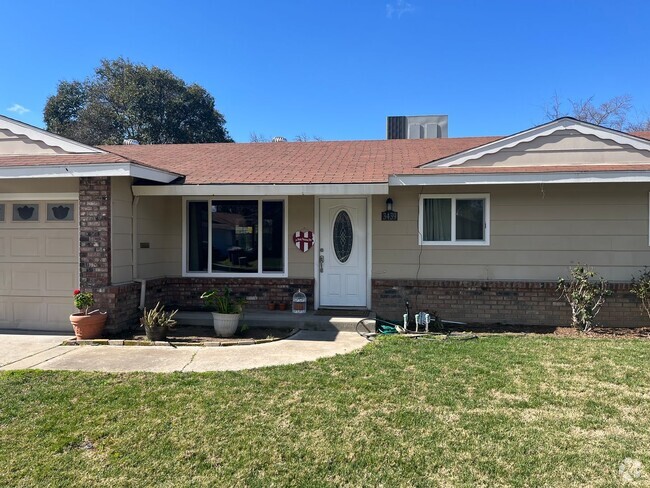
[442,323,650,338]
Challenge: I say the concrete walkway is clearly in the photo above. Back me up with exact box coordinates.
[0,330,367,373]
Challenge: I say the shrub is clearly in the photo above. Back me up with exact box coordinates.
[630,267,650,320]
[200,287,243,314]
[140,302,178,330]
[73,289,95,315]
[557,264,612,332]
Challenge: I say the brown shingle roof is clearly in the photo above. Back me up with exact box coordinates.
[0,152,130,166]
[101,138,500,184]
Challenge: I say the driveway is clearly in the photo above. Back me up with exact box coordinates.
[0,330,367,373]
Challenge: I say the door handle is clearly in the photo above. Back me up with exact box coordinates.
[319,254,324,273]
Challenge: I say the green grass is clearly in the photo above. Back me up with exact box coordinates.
[1,336,649,487]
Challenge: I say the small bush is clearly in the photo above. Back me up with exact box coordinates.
[630,267,650,320]
[140,302,178,330]
[557,264,612,332]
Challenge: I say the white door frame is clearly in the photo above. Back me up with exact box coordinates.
[314,196,372,310]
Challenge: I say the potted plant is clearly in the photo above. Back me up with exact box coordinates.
[70,289,107,340]
[200,287,243,337]
[140,302,178,341]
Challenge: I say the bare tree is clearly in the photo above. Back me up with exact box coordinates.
[249,132,270,143]
[544,93,650,132]
[293,133,324,142]
[249,132,324,143]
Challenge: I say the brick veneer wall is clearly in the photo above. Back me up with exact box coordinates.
[79,177,111,289]
[143,277,315,312]
[79,177,138,333]
[372,279,650,328]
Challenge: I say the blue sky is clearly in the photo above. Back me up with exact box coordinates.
[2,0,649,142]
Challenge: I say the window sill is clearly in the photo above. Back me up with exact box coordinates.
[183,271,289,278]
[419,240,490,247]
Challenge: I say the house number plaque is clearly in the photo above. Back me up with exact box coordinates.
[381,210,398,221]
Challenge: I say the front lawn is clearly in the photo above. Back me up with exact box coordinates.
[1,335,648,486]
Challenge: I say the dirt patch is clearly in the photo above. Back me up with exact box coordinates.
[441,323,650,338]
[113,325,294,344]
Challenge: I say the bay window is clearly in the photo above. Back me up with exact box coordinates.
[185,198,286,276]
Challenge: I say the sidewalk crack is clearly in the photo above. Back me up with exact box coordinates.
[181,349,199,372]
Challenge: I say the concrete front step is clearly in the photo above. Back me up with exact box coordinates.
[175,310,375,332]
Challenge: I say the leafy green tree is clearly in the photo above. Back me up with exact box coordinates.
[44,58,232,145]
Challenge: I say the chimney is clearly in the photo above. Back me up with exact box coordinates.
[387,115,448,139]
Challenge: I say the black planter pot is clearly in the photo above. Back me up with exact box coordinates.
[145,326,168,341]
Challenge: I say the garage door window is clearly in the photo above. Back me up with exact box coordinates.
[0,204,4,222]
[47,204,74,221]
[13,204,38,222]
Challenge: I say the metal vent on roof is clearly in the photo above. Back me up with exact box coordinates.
[272,136,287,142]
[123,139,140,145]
[387,115,448,139]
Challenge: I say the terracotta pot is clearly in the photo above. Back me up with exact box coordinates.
[278,302,287,311]
[70,313,107,340]
[267,302,277,311]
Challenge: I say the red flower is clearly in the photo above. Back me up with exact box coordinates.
[73,289,81,296]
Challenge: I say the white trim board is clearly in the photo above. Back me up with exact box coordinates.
[0,114,103,154]
[0,163,179,183]
[133,183,389,196]
[390,170,650,186]
[422,118,650,169]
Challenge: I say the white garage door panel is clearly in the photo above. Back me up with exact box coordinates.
[46,267,77,293]
[3,230,77,263]
[0,201,78,331]
[0,297,72,332]
[46,235,76,257]
[11,236,40,257]
[11,267,41,293]
[0,262,75,296]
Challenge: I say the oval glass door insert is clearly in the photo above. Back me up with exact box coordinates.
[333,210,353,263]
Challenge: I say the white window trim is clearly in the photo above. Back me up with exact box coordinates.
[418,193,490,246]
[182,196,289,278]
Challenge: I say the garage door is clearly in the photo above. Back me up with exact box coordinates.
[0,200,78,332]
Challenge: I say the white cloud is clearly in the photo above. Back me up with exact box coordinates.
[386,0,415,19]
[7,103,30,115]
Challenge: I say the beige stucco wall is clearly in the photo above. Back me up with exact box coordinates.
[111,177,133,284]
[288,195,315,278]
[136,196,182,279]
[373,183,650,282]
[459,131,650,167]
[0,178,79,193]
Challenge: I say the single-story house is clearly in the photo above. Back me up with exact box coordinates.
[1,114,650,332]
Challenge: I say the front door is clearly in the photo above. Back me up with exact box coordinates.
[319,198,367,307]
